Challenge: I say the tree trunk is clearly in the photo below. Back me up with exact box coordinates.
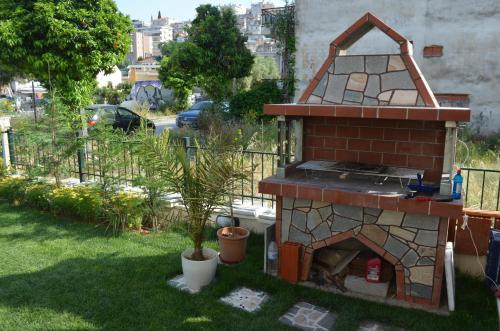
[191,246,205,261]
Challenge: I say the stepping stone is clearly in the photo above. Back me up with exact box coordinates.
[279,302,337,331]
[220,287,269,313]
[167,275,198,294]
[358,321,408,331]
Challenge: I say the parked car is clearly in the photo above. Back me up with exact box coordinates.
[87,104,155,132]
[176,101,214,128]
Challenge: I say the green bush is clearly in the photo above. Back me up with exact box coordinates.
[24,182,55,211]
[106,192,144,232]
[229,80,283,120]
[49,186,104,222]
[0,177,28,204]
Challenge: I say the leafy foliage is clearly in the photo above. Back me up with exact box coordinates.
[159,4,254,104]
[49,185,104,221]
[230,80,283,120]
[239,56,281,91]
[106,192,144,232]
[93,82,132,105]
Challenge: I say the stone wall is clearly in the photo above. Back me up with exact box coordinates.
[295,0,500,134]
[281,197,446,301]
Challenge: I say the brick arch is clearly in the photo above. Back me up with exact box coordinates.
[301,229,406,301]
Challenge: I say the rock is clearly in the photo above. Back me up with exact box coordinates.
[390,90,418,106]
[410,283,433,299]
[402,214,439,230]
[388,55,406,71]
[414,230,438,247]
[331,215,360,232]
[380,70,415,91]
[365,55,388,74]
[288,226,312,246]
[378,90,393,102]
[401,249,419,267]
[346,73,368,91]
[283,197,294,210]
[334,55,364,74]
[390,226,416,241]
[312,222,331,241]
[364,208,382,217]
[417,246,436,257]
[361,224,388,246]
[307,209,322,230]
[365,75,381,98]
[362,96,379,105]
[333,204,363,221]
[323,74,348,103]
[312,200,331,209]
[292,210,307,231]
[343,90,364,103]
[417,257,435,266]
[318,205,333,221]
[294,198,312,209]
[312,72,328,97]
[282,210,292,241]
[384,236,409,259]
[363,214,378,224]
[409,266,435,286]
[377,210,404,226]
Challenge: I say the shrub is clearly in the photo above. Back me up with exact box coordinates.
[49,186,104,222]
[229,80,283,120]
[0,177,28,204]
[106,192,144,232]
[24,182,54,211]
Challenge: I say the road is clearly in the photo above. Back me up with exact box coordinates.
[152,116,177,134]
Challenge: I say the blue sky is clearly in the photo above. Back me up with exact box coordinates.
[114,0,285,21]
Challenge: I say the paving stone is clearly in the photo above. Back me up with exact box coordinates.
[387,55,406,72]
[283,197,294,210]
[377,90,393,102]
[365,55,388,74]
[363,214,378,224]
[383,235,409,260]
[313,72,329,97]
[333,204,363,221]
[361,225,388,247]
[362,96,379,106]
[312,222,332,241]
[324,74,348,103]
[358,320,408,331]
[409,266,434,286]
[344,90,364,103]
[377,210,404,226]
[401,249,419,267]
[381,70,415,91]
[334,55,364,74]
[292,210,308,231]
[390,90,418,105]
[307,95,323,104]
[410,283,433,299]
[402,214,439,230]
[220,287,269,313]
[414,230,438,247]
[347,73,368,91]
[365,75,381,97]
[417,245,436,257]
[295,199,312,209]
[331,215,361,232]
[307,209,323,230]
[389,226,416,241]
[318,205,333,221]
[280,302,337,331]
[289,226,312,246]
[417,256,435,266]
[282,210,292,242]
[167,275,198,294]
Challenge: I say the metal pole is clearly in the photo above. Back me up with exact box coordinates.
[7,128,15,171]
[31,81,37,122]
[77,132,86,182]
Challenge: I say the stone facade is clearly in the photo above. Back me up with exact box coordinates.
[307,55,425,107]
[281,197,443,300]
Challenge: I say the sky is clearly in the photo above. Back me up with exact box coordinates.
[114,0,285,22]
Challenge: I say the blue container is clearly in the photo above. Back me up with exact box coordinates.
[485,229,500,290]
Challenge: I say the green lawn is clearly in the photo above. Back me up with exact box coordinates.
[0,204,496,331]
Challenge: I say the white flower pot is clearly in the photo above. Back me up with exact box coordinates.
[181,247,218,292]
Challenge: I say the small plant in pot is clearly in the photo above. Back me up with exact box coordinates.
[147,131,248,291]
[217,191,251,264]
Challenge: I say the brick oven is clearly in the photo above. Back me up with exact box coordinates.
[259,13,470,308]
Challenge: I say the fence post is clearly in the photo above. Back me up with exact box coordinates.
[7,128,15,171]
[0,117,11,170]
[77,133,86,183]
[183,136,191,159]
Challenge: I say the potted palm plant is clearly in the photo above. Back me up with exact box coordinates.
[149,132,248,291]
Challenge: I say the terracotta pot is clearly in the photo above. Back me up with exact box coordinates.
[217,227,250,264]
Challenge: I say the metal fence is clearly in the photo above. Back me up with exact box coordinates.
[9,131,277,207]
[7,130,500,211]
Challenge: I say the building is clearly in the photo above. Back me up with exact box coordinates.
[127,31,153,63]
[294,0,500,134]
[128,12,173,61]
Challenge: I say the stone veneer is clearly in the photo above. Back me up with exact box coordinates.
[281,197,446,302]
[306,55,426,107]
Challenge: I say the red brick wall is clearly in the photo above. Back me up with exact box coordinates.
[303,117,445,182]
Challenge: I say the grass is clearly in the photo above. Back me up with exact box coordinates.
[0,204,497,330]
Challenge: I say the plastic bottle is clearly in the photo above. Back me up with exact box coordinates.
[267,241,278,276]
[452,168,463,200]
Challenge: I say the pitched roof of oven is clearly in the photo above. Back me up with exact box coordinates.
[298,12,438,108]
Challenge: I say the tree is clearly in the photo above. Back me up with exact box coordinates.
[160,5,254,103]
[0,0,132,110]
[240,56,280,90]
